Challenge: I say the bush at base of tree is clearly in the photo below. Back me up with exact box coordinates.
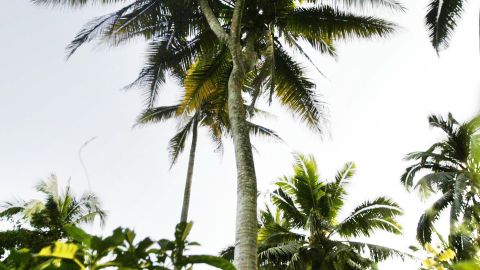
[0,222,235,270]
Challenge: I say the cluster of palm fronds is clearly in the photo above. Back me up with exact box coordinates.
[222,154,409,269]
[0,175,105,255]
[402,113,480,261]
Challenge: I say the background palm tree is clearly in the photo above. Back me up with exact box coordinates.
[401,113,480,260]
[136,92,281,223]
[31,1,403,268]
[223,154,407,269]
[0,175,106,255]
[425,0,477,53]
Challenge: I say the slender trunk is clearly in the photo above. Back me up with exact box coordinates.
[175,120,198,270]
[180,119,198,223]
[197,1,258,269]
[228,63,258,270]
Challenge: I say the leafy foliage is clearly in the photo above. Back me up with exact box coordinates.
[401,113,480,260]
[0,222,235,270]
[425,0,466,52]
[225,153,408,269]
[32,0,403,134]
[0,175,105,257]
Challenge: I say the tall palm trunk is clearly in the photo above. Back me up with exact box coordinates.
[180,119,198,223]
[228,63,258,270]
[198,0,258,269]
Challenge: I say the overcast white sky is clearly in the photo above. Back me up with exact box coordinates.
[1,0,479,269]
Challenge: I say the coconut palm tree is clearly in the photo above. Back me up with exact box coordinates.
[401,113,480,260]
[0,175,106,254]
[31,1,403,268]
[424,0,478,53]
[222,154,407,269]
[137,91,280,223]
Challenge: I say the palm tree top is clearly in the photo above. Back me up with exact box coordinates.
[400,113,480,258]
[0,174,106,228]
[217,154,408,269]
[31,0,404,135]
[136,92,282,167]
[270,154,403,238]
[401,113,480,191]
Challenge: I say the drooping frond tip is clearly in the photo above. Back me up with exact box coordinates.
[425,0,464,53]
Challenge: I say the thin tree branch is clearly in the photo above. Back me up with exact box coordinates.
[198,0,229,43]
[229,0,246,69]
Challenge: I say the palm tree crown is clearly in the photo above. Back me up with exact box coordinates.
[137,93,280,166]
[32,0,403,133]
[401,113,480,260]
[223,154,407,269]
[137,92,280,223]
[0,175,106,254]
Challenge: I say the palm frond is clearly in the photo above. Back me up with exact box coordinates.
[128,33,212,107]
[246,122,283,141]
[334,162,356,187]
[258,209,304,245]
[271,45,326,133]
[428,113,458,135]
[258,242,303,267]
[305,0,406,11]
[337,197,403,237]
[74,192,107,226]
[168,117,195,166]
[450,174,467,225]
[31,0,127,7]
[320,163,355,221]
[65,2,138,57]
[135,105,180,126]
[179,48,231,114]
[282,7,397,44]
[414,172,456,198]
[35,175,60,202]
[0,201,26,219]
[425,0,464,52]
[271,188,306,228]
[417,191,453,244]
[344,241,412,262]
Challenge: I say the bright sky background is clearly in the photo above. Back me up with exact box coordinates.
[1,1,479,269]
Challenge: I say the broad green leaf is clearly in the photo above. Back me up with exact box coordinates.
[38,242,79,260]
[185,255,236,270]
[64,225,92,247]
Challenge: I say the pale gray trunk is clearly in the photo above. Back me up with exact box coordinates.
[228,64,258,270]
[197,1,258,269]
[180,119,198,223]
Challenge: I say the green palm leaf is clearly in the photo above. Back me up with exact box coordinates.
[344,241,411,262]
[417,191,453,244]
[272,45,326,133]
[282,6,397,44]
[136,105,180,126]
[31,0,127,7]
[425,0,464,52]
[337,197,403,237]
[168,117,195,166]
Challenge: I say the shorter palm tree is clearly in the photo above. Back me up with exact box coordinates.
[401,113,480,260]
[137,91,281,223]
[223,154,407,269]
[0,175,106,254]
